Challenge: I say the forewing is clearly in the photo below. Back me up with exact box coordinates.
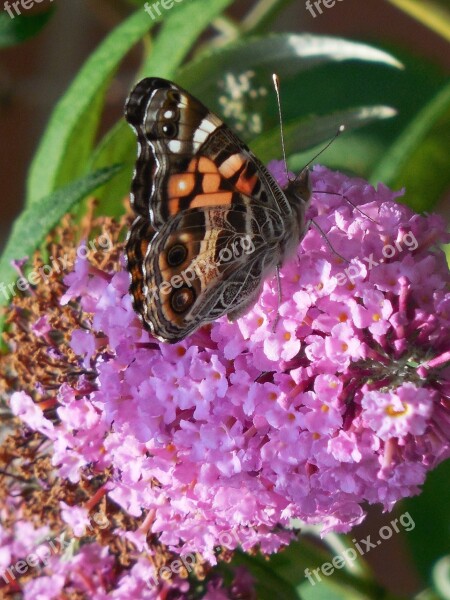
[125,77,291,228]
[125,77,223,226]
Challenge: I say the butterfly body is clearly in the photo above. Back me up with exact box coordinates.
[125,77,311,343]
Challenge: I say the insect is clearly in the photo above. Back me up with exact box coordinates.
[125,77,314,343]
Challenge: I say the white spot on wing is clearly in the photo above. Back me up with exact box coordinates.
[192,117,220,147]
[193,128,209,145]
[169,140,183,153]
[199,117,218,133]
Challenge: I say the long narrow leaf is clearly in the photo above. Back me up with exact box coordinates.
[241,0,296,35]
[0,8,54,48]
[370,80,450,211]
[87,122,135,216]
[403,460,450,581]
[0,165,122,294]
[174,33,402,147]
[89,0,236,213]
[177,33,403,98]
[230,538,389,600]
[385,0,450,42]
[25,9,154,207]
[251,105,397,163]
[140,0,236,79]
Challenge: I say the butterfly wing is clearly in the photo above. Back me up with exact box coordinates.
[126,77,222,225]
[125,77,297,342]
[126,204,281,342]
[125,77,292,225]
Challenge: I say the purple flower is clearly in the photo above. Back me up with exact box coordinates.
[361,382,433,440]
[10,391,54,436]
[4,164,450,596]
[59,502,91,538]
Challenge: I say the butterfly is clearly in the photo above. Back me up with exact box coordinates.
[124,77,312,343]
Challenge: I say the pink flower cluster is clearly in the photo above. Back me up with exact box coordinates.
[7,165,450,596]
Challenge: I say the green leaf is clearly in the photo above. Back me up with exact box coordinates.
[445,244,450,268]
[275,46,443,150]
[173,33,402,154]
[370,80,450,211]
[227,535,400,600]
[251,105,397,164]
[222,550,300,600]
[403,460,450,582]
[140,0,236,79]
[289,133,389,178]
[177,33,402,112]
[432,556,450,600]
[0,165,122,301]
[91,32,403,213]
[240,0,297,35]
[0,7,54,48]
[178,33,402,90]
[25,9,154,207]
[87,122,136,217]
[90,0,236,213]
[384,0,450,42]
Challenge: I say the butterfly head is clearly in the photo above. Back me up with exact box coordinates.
[285,167,312,218]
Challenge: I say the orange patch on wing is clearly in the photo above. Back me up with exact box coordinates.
[198,157,218,173]
[235,172,258,196]
[219,153,246,179]
[202,173,221,194]
[187,158,198,173]
[168,198,181,214]
[190,192,232,208]
[168,173,196,198]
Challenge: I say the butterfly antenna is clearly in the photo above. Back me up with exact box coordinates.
[272,74,291,182]
[317,190,378,223]
[294,125,345,182]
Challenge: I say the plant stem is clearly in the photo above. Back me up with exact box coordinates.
[242,0,295,35]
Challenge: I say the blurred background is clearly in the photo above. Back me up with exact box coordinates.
[0,1,449,597]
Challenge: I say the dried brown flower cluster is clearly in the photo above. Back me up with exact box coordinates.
[0,202,211,596]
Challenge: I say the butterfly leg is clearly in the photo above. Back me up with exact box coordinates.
[314,190,378,224]
[309,219,350,263]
